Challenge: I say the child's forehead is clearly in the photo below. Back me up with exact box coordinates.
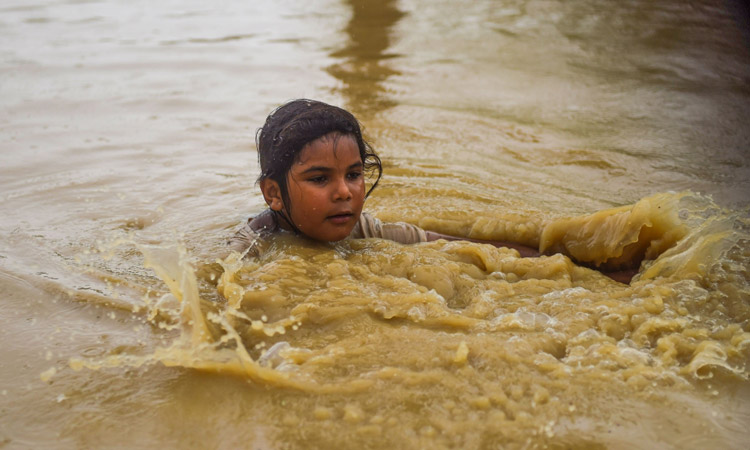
[294,133,361,165]
[306,131,351,146]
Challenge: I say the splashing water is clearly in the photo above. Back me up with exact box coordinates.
[65,192,750,447]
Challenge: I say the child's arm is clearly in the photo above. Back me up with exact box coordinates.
[355,213,539,257]
[424,231,636,283]
[423,231,540,258]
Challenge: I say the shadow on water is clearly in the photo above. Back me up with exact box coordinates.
[327,0,405,119]
[726,0,750,54]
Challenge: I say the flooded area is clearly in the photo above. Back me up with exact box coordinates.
[1,0,749,448]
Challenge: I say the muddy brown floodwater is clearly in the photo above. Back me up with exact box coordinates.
[1,0,749,448]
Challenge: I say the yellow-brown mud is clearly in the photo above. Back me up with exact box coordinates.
[70,192,750,448]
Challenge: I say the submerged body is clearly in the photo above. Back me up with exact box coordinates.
[146,191,750,448]
[228,209,427,256]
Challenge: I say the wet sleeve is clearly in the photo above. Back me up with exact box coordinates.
[227,210,276,256]
[351,212,427,244]
[227,220,258,254]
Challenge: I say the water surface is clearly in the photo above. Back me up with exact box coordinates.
[1,0,749,448]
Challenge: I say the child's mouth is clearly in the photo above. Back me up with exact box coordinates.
[327,213,353,224]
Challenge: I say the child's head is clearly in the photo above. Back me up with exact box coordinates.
[256,99,382,241]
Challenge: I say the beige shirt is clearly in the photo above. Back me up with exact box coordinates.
[228,210,427,256]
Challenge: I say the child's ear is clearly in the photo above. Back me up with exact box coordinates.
[260,179,284,211]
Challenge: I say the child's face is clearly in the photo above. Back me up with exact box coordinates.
[276,133,366,242]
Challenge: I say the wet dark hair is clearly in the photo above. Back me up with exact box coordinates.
[256,99,382,231]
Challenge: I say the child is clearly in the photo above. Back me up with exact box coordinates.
[228,99,539,258]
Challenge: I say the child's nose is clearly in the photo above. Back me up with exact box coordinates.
[332,177,352,200]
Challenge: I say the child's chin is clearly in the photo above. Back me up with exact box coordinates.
[325,232,352,243]
[316,227,354,243]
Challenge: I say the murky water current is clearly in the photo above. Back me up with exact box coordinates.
[2,0,750,448]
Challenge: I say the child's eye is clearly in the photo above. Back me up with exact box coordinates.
[308,176,327,184]
[347,171,362,180]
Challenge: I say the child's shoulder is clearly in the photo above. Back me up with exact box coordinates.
[227,209,278,254]
[248,209,277,234]
[227,210,427,255]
